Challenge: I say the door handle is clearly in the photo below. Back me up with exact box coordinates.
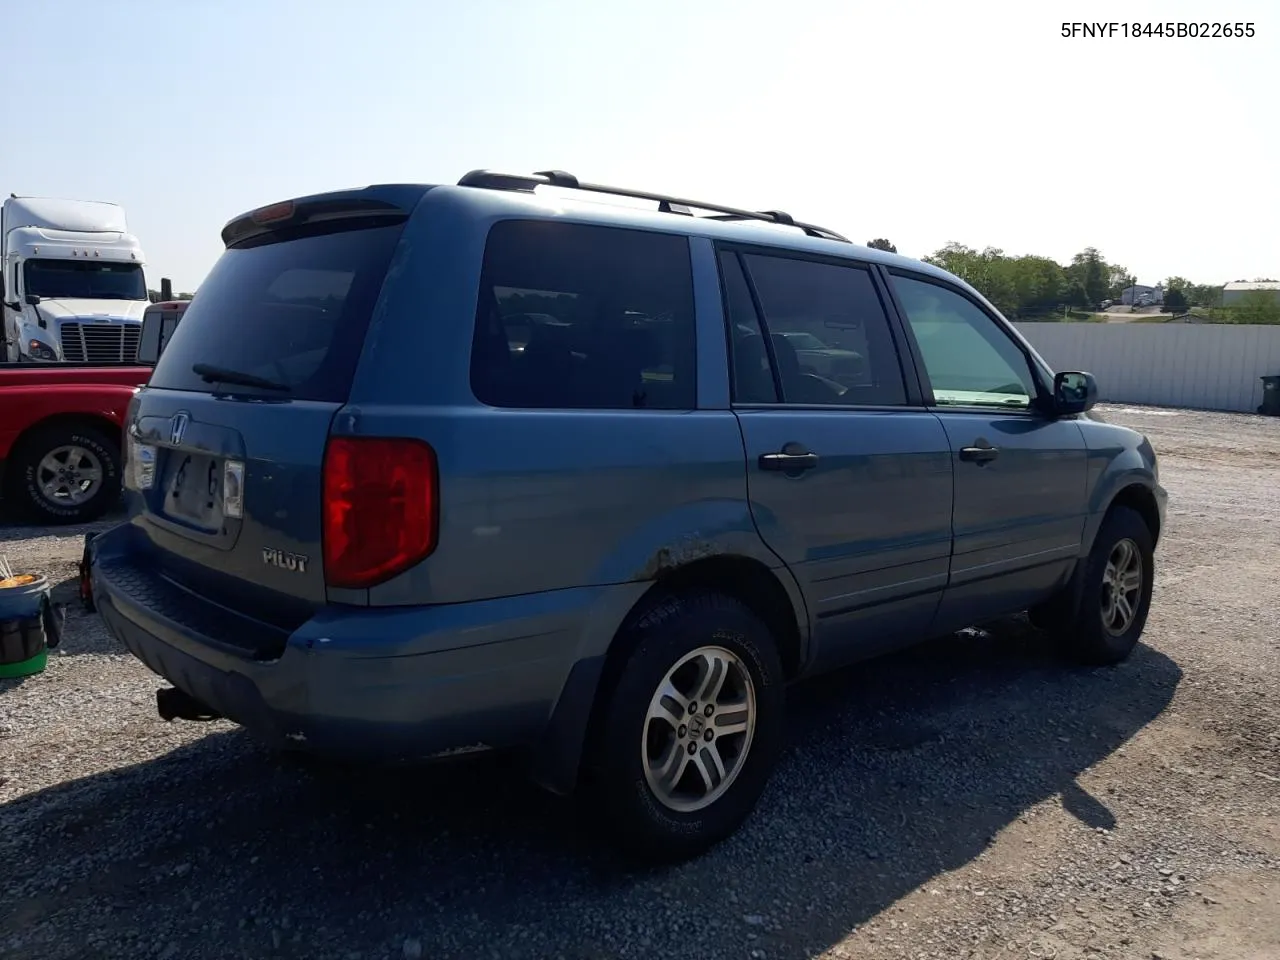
[759,448,820,472]
[958,442,999,464]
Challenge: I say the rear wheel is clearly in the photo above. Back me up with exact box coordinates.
[5,424,122,524]
[1043,506,1155,665]
[584,590,786,863]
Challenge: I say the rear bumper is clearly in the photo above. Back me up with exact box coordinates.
[90,525,632,764]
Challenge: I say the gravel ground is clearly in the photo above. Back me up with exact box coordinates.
[1,404,1277,960]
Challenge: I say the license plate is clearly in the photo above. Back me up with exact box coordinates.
[161,452,223,529]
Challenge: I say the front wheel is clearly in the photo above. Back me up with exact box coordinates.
[1046,506,1155,665]
[585,591,786,863]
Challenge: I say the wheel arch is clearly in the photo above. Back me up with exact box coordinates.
[9,412,124,462]
[528,553,809,798]
[1106,482,1162,544]
[631,555,808,680]
[1043,479,1163,632]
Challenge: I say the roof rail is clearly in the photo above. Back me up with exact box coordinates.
[456,169,850,244]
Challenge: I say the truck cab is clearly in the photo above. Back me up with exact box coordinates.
[1,196,149,363]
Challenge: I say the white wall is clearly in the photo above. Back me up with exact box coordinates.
[1015,322,1280,413]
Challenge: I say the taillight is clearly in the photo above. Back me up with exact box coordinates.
[322,437,438,590]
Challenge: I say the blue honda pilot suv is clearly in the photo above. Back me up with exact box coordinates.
[90,169,1167,862]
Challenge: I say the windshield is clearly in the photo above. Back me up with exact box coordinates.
[24,259,147,301]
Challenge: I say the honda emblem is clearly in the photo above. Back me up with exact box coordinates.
[169,412,189,446]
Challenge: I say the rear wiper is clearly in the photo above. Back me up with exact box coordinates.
[192,363,290,392]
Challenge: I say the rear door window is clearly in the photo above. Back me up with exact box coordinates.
[470,221,696,410]
[735,252,908,406]
[147,222,404,402]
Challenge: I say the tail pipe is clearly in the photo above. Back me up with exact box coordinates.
[156,686,222,722]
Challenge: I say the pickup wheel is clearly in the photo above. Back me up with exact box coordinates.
[584,590,786,863]
[6,424,122,524]
[1044,506,1155,665]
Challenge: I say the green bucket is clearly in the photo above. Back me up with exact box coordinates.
[0,574,63,679]
[0,648,48,679]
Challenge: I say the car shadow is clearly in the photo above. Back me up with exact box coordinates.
[0,618,1180,960]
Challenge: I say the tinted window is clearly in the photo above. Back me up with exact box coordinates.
[471,221,695,410]
[892,275,1037,409]
[719,251,777,404]
[148,222,404,402]
[740,253,907,406]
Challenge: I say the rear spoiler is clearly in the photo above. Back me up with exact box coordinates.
[220,192,419,248]
[138,300,191,364]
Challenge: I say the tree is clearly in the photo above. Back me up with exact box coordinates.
[1163,288,1189,314]
[1108,266,1136,300]
[920,239,1241,322]
[1063,280,1089,309]
[1067,247,1110,305]
[148,288,193,303]
[1185,283,1223,307]
[924,244,1071,319]
[866,238,897,253]
[1228,291,1280,325]
[1006,255,1067,317]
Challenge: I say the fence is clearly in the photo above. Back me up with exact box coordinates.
[1014,322,1280,413]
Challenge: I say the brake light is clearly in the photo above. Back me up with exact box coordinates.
[322,437,438,589]
[251,200,296,225]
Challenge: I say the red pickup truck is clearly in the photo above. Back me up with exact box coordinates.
[0,361,151,523]
[1,299,188,524]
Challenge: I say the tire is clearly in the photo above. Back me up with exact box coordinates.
[1047,506,1155,665]
[584,590,786,863]
[6,423,122,524]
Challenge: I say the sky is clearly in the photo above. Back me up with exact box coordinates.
[6,0,1277,292]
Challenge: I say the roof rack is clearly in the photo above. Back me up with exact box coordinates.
[456,169,850,244]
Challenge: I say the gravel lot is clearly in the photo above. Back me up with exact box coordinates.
[2,405,1277,960]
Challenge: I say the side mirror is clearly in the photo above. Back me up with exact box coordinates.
[24,293,41,306]
[1053,371,1098,415]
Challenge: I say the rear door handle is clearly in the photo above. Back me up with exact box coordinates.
[758,447,820,472]
[958,442,999,464]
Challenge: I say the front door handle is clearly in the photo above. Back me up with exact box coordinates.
[958,441,999,465]
[759,444,820,472]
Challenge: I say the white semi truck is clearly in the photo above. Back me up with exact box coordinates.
[1,195,149,362]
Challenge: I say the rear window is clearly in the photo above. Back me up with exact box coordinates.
[470,221,696,410]
[147,222,404,401]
